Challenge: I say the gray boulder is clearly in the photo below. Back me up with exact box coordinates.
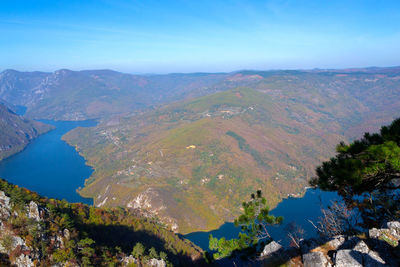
[260,241,282,257]
[353,240,369,254]
[326,235,345,250]
[148,258,166,267]
[387,221,400,231]
[0,191,11,219]
[303,251,331,267]
[27,201,41,221]
[335,249,362,267]
[387,221,400,239]
[369,228,381,239]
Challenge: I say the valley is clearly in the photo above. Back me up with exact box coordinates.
[2,2,400,265]
[1,67,400,235]
[60,67,400,234]
[0,116,339,255]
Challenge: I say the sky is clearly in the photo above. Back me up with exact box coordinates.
[1,0,400,73]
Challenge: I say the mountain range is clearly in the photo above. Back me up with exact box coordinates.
[1,67,400,233]
[0,69,228,120]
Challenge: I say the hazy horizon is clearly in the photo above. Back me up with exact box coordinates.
[2,64,400,76]
[1,0,400,73]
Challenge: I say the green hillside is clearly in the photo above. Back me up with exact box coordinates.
[0,103,53,160]
[64,87,351,233]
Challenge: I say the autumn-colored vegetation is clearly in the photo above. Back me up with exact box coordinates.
[65,87,339,233]
[64,68,400,233]
[0,178,203,266]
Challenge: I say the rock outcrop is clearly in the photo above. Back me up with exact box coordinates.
[0,190,60,267]
[258,221,400,267]
[27,201,41,221]
[126,187,179,232]
[303,251,330,267]
[0,184,202,267]
[120,255,166,267]
[0,191,11,219]
[148,258,166,267]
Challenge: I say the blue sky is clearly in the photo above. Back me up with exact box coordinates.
[1,0,399,73]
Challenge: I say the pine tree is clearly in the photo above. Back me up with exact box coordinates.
[209,190,283,259]
[310,118,400,226]
[131,242,145,258]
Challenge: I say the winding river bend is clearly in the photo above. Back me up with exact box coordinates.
[0,119,339,249]
[0,120,96,205]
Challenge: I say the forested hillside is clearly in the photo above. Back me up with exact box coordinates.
[2,67,400,233]
[63,66,400,234]
[0,178,203,266]
[0,103,53,160]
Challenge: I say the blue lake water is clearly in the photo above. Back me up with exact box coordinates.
[0,117,340,249]
[0,120,97,205]
[184,188,340,250]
